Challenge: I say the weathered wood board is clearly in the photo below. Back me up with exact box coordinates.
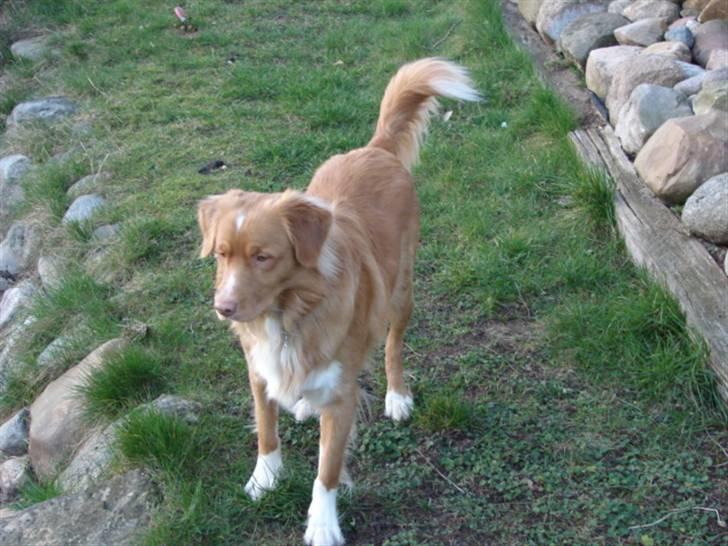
[569,125,728,402]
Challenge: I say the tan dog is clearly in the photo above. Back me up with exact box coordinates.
[197,58,478,546]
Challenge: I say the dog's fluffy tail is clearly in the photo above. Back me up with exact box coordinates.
[368,58,479,172]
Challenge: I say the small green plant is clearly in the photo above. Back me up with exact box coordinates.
[13,478,62,509]
[569,167,616,230]
[78,345,165,421]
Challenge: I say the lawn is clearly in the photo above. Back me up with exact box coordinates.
[0,0,726,544]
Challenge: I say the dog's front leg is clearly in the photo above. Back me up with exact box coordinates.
[304,387,357,546]
[244,367,282,500]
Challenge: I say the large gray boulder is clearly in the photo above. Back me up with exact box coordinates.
[664,26,694,48]
[606,54,701,124]
[9,36,49,62]
[674,71,707,95]
[6,97,77,128]
[28,338,126,480]
[694,79,728,114]
[614,17,667,47]
[0,222,40,278]
[0,317,36,391]
[635,112,728,203]
[586,45,643,100]
[0,280,36,331]
[558,12,628,66]
[36,255,64,291]
[0,469,155,546]
[0,409,29,456]
[623,0,680,22]
[536,0,608,44]
[62,194,105,225]
[681,173,728,244]
[608,0,630,14]
[693,20,728,67]
[615,84,692,153]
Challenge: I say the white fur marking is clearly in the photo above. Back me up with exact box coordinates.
[301,361,342,408]
[244,447,283,500]
[431,77,481,103]
[293,398,318,421]
[235,212,246,232]
[304,478,343,546]
[384,391,414,422]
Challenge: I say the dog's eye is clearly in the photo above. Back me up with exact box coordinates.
[215,250,228,259]
[254,254,270,263]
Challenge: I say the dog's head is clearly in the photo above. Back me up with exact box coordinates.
[197,189,334,322]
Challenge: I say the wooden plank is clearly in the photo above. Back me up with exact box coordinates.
[569,125,728,402]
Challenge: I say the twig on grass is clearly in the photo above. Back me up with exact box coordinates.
[430,21,461,51]
[415,447,467,496]
[628,506,726,531]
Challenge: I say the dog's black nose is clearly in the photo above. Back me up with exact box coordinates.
[214,301,237,318]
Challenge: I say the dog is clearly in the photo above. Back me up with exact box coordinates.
[197,58,478,546]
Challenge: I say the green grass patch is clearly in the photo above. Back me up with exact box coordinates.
[78,345,166,421]
[415,390,475,432]
[12,478,63,510]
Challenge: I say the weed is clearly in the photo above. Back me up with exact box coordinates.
[12,478,62,510]
[415,390,475,432]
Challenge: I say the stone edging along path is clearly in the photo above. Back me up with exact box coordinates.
[501,0,728,401]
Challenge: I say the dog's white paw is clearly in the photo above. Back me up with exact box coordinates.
[384,391,414,422]
[304,478,344,546]
[244,448,283,501]
[293,398,317,422]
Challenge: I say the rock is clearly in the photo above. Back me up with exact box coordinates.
[614,18,667,47]
[725,253,728,276]
[693,20,728,67]
[36,336,74,369]
[0,469,154,546]
[615,84,692,153]
[144,394,202,424]
[84,246,116,284]
[6,97,78,128]
[59,394,200,494]
[0,317,36,391]
[623,0,680,22]
[92,223,120,241]
[586,45,643,100]
[0,280,36,331]
[694,79,728,114]
[62,194,105,225]
[0,155,31,230]
[9,36,49,62]
[683,0,711,15]
[608,0,631,14]
[642,41,692,62]
[635,112,728,203]
[669,16,697,31]
[0,222,40,278]
[0,409,29,456]
[674,72,707,95]
[558,12,628,66]
[681,173,728,243]
[519,0,547,25]
[36,256,63,291]
[536,0,608,44]
[706,49,728,71]
[606,54,701,124]
[698,0,728,22]
[0,457,29,503]
[28,338,126,480]
[66,172,111,201]
[664,26,694,48]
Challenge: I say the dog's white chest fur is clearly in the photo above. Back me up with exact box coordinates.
[250,316,341,410]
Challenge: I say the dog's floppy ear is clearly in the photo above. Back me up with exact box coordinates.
[197,195,221,257]
[281,193,332,269]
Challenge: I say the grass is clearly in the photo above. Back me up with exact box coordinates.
[0,0,725,544]
[12,477,63,510]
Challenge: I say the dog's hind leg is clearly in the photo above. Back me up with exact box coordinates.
[244,365,283,500]
[384,254,414,422]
